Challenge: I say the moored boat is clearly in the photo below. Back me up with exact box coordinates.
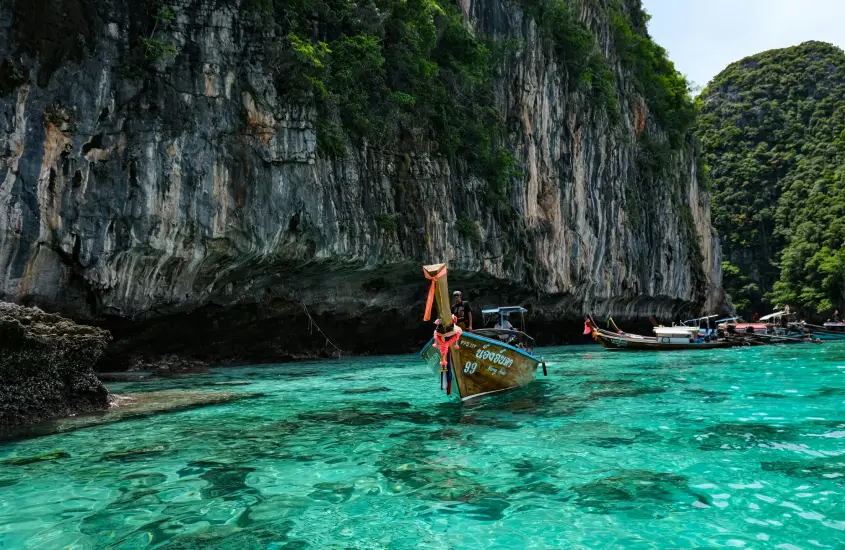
[718,311,821,345]
[418,263,546,401]
[586,316,735,351]
[815,322,845,340]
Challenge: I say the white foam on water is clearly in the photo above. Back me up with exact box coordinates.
[781,501,804,512]
[730,482,764,489]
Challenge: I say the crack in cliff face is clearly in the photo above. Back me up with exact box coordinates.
[0,0,724,363]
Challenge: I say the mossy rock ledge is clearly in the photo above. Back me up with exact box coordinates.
[0,301,111,428]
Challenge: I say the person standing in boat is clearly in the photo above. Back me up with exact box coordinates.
[495,315,514,330]
[451,291,473,332]
[831,310,842,323]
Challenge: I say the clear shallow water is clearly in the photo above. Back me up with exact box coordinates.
[1,344,844,549]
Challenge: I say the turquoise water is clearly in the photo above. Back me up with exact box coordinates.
[1,344,844,549]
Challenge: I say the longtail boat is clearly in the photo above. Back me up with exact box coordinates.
[810,321,845,341]
[719,311,821,345]
[586,316,735,351]
[419,263,546,401]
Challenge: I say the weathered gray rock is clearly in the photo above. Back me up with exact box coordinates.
[1,389,258,440]
[0,301,111,427]
[0,0,726,364]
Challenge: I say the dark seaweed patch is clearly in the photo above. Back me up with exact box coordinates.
[695,422,792,451]
[1,450,70,465]
[342,386,391,394]
[101,444,169,462]
[761,458,845,479]
[570,469,709,517]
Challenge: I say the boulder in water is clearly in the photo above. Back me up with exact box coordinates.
[0,301,111,428]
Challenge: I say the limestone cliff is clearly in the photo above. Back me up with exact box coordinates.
[0,0,724,364]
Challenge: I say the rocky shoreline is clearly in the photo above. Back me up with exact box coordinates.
[0,302,112,428]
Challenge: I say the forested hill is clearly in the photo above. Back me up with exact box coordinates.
[696,41,845,317]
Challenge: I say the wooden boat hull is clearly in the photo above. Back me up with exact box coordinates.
[421,332,540,401]
[810,331,845,341]
[805,324,845,341]
[593,329,734,351]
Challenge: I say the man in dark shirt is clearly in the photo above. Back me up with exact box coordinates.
[451,291,473,331]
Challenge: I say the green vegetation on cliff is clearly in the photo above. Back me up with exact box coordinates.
[250,0,696,210]
[696,41,845,314]
[251,0,517,208]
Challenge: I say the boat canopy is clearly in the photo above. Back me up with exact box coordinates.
[715,317,739,323]
[682,314,719,323]
[481,306,528,332]
[481,306,528,315]
[654,326,699,336]
[760,311,793,321]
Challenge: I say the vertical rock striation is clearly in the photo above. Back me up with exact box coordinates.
[0,0,724,364]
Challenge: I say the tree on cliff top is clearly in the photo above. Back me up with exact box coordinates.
[696,41,845,315]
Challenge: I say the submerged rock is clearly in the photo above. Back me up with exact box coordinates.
[554,421,660,448]
[342,386,392,394]
[0,449,70,465]
[101,444,170,462]
[761,458,845,479]
[0,390,259,440]
[570,469,710,517]
[0,302,111,428]
[694,422,792,451]
[125,355,212,377]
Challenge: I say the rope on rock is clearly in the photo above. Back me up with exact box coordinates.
[300,301,343,359]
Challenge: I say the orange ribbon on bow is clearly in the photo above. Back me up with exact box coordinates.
[423,265,448,321]
[433,324,462,367]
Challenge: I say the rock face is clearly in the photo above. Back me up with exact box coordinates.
[0,301,111,428]
[0,0,725,365]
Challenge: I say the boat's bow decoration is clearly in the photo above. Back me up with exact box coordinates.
[431,316,462,395]
[419,263,542,401]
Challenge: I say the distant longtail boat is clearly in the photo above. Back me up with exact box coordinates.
[586,315,735,351]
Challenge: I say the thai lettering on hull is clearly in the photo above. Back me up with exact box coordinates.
[475,348,514,369]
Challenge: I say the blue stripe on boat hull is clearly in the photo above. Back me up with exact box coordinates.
[418,332,538,361]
